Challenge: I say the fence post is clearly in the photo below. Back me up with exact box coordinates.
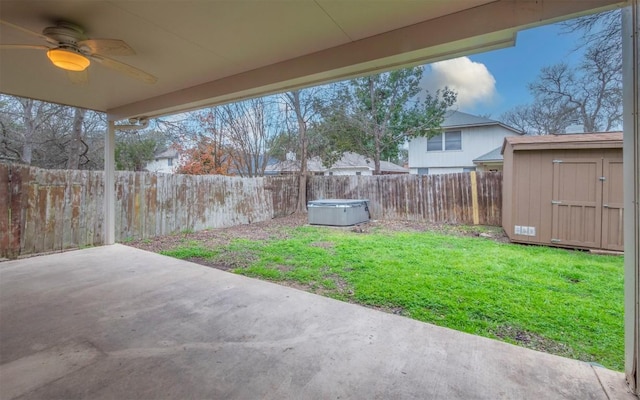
[470,171,480,225]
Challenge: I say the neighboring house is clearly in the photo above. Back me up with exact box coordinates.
[266,152,408,176]
[472,146,504,172]
[145,148,179,173]
[408,111,522,175]
[264,156,326,176]
[229,155,279,176]
[324,152,408,176]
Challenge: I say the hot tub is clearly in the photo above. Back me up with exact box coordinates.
[307,199,370,226]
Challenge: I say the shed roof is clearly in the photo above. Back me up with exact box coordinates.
[502,132,623,153]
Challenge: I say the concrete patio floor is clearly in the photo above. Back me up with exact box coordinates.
[0,245,635,400]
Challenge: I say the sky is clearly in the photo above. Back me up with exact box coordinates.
[421,21,586,120]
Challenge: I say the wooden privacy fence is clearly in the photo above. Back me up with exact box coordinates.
[1,162,502,259]
[0,163,298,259]
[307,172,502,226]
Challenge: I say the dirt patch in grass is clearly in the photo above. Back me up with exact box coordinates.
[323,273,353,295]
[239,268,356,299]
[493,325,577,358]
[352,219,508,242]
[128,214,307,253]
[185,258,235,271]
[309,241,335,249]
[128,213,508,254]
[369,304,407,316]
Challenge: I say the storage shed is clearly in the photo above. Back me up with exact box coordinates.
[502,132,623,251]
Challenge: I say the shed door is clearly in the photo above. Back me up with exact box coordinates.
[601,159,624,251]
[551,158,602,248]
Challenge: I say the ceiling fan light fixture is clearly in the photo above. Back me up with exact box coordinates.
[46,48,90,71]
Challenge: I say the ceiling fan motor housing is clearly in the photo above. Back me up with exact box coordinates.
[43,23,87,47]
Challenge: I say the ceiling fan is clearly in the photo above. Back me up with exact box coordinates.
[0,20,157,85]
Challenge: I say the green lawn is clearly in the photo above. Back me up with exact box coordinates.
[159,225,624,371]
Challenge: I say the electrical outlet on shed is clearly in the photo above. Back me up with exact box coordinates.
[514,225,536,236]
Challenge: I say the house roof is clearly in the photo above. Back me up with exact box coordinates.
[473,147,503,163]
[502,132,623,153]
[0,1,619,122]
[265,152,408,174]
[328,152,408,173]
[154,148,178,159]
[442,111,522,135]
[264,157,326,174]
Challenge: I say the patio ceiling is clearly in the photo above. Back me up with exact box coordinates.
[0,0,625,121]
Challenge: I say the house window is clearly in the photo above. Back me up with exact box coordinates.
[417,168,429,175]
[427,130,462,151]
[426,134,443,151]
[463,167,476,172]
[167,158,173,167]
[355,172,362,176]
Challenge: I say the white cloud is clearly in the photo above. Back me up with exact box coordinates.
[421,57,497,110]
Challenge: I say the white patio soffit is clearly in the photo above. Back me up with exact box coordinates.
[0,0,626,121]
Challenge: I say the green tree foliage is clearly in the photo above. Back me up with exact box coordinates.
[315,67,456,174]
[115,131,166,171]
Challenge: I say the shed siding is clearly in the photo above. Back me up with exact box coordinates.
[602,157,624,251]
[503,142,623,251]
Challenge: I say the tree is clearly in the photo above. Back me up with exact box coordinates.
[561,10,620,67]
[176,136,232,175]
[0,95,106,169]
[115,131,167,171]
[218,97,280,177]
[316,68,456,174]
[502,10,622,135]
[281,88,324,212]
[66,107,87,169]
[0,96,63,165]
[530,47,621,133]
[501,102,577,136]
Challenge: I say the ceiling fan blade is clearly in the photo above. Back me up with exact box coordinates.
[0,20,48,41]
[78,39,135,56]
[91,54,157,84]
[0,44,48,51]
[67,70,89,85]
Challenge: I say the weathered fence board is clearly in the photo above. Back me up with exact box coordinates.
[307,172,502,225]
[0,164,297,258]
[1,162,502,259]
[265,176,299,218]
[0,164,13,258]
